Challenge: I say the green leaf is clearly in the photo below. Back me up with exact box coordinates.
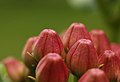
[0,74,3,82]
[0,63,12,82]
[68,73,74,82]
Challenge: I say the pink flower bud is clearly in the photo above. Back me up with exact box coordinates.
[90,29,111,56]
[111,44,120,60]
[22,36,38,69]
[66,39,98,77]
[33,29,64,61]
[111,43,120,52]
[99,50,120,81]
[78,68,109,82]
[3,57,29,82]
[62,23,91,52]
[36,53,69,82]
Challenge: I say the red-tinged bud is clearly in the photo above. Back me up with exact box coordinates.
[111,43,120,59]
[90,29,111,56]
[3,57,29,82]
[62,23,91,52]
[78,68,109,82]
[99,50,120,81]
[22,36,38,69]
[111,43,120,52]
[66,39,98,77]
[36,53,69,82]
[33,29,64,61]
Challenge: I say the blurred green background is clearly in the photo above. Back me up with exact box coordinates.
[0,0,119,60]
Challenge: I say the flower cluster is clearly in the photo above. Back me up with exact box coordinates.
[1,22,120,82]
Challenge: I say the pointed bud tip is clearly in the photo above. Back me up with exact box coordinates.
[33,28,64,61]
[62,22,91,51]
[88,68,105,76]
[78,39,92,45]
[90,29,105,35]
[40,29,57,35]
[78,68,109,82]
[111,43,120,52]
[45,53,62,61]
[71,23,86,28]
[90,29,111,56]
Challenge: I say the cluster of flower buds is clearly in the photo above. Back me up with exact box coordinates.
[1,22,120,82]
[62,23,120,82]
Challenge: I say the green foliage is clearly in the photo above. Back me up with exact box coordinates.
[0,63,11,82]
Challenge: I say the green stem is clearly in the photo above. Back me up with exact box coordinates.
[73,75,79,82]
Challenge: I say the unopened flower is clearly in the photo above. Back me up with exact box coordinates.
[111,43,120,52]
[90,29,111,56]
[99,50,120,81]
[3,57,29,82]
[62,23,91,52]
[78,68,109,82]
[66,39,98,77]
[33,29,64,61]
[22,36,38,69]
[111,43,120,59]
[36,53,69,82]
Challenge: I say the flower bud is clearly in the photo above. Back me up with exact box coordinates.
[99,50,120,81]
[78,68,109,82]
[22,36,38,69]
[62,23,91,52]
[66,39,98,77]
[111,43,120,52]
[90,29,111,56]
[111,43,120,59]
[33,29,64,61]
[36,53,69,82]
[3,57,29,82]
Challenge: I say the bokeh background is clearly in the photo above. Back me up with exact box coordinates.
[0,0,120,60]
